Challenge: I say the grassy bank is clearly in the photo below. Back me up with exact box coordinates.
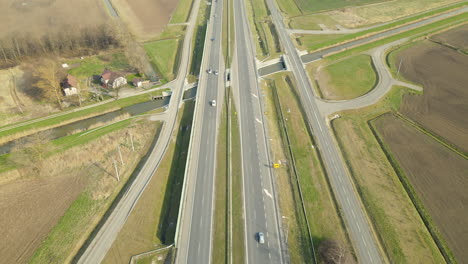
[212,92,229,263]
[246,0,282,60]
[102,101,194,263]
[144,38,181,82]
[331,86,445,263]
[295,0,388,13]
[0,90,168,146]
[317,54,377,100]
[265,73,351,262]
[188,0,210,82]
[29,119,163,263]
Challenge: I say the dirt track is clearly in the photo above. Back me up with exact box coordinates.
[375,114,468,263]
[396,40,468,152]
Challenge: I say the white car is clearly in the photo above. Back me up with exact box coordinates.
[211,100,216,107]
[214,70,219,75]
[207,68,212,74]
[258,232,265,244]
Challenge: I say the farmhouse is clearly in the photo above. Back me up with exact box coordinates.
[132,78,150,87]
[101,69,127,89]
[61,74,78,96]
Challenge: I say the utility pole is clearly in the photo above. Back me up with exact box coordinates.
[117,145,124,165]
[129,132,135,152]
[397,58,403,78]
[113,158,120,181]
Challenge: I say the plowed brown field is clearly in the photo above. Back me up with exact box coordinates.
[396,41,468,152]
[112,0,179,37]
[375,114,468,263]
[430,24,468,51]
[0,0,107,38]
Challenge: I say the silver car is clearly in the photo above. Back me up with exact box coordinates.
[258,232,265,244]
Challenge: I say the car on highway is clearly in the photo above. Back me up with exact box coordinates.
[257,232,265,244]
[214,70,219,75]
[210,100,216,107]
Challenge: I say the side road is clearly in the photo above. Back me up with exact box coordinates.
[75,0,203,261]
[315,39,422,117]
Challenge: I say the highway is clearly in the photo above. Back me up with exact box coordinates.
[231,0,285,262]
[263,0,385,262]
[75,0,204,261]
[175,0,225,262]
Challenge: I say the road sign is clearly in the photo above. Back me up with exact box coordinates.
[273,163,280,168]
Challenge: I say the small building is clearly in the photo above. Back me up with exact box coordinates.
[61,74,78,96]
[101,69,127,89]
[132,77,150,87]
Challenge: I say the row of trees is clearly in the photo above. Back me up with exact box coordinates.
[0,22,121,68]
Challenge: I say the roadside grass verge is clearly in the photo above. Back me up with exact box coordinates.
[265,73,351,261]
[275,0,301,17]
[317,54,377,100]
[325,12,468,61]
[299,2,467,53]
[212,91,229,263]
[331,86,445,263]
[144,38,181,82]
[29,119,163,263]
[0,91,168,146]
[230,102,245,264]
[188,0,210,82]
[102,101,194,263]
[170,0,195,23]
[288,14,338,30]
[246,0,282,60]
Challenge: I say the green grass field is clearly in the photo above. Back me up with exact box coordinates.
[144,39,181,82]
[331,86,445,263]
[289,14,338,30]
[67,52,130,79]
[320,54,377,100]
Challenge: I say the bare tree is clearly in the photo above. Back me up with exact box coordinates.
[318,239,347,264]
[34,59,64,109]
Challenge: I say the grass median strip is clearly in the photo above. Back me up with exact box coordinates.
[263,73,351,262]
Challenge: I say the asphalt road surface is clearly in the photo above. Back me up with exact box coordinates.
[264,0,386,262]
[232,0,285,262]
[75,0,203,261]
[175,0,226,262]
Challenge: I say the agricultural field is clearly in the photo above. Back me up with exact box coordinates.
[0,0,107,38]
[394,40,468,152]
[430,23,468,51]
[0,119,162,263]
[316,54,377,100]
[291,0,389,14]
[374,114,468,263]
[332,86,445,264]
[112,0,180,39]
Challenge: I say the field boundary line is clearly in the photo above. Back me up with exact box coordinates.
[129,244,174,264]
[367,113,457,264]
[395,113,467,159]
